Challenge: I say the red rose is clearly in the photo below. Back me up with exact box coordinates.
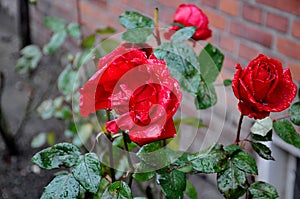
[79,46,182,145]
[232,54,297,119]
[169,4,212,41]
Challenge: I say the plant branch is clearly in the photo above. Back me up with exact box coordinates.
[106,110,116,182]
[75,0,84,43]
[234,114,244,145]
[122,131,134,187]
[154,8,161,46]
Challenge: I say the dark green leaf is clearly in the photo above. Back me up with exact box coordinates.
[223,79,232,87]
[251,130,272,142]
[232,151,258,175]
[82,34,96,49]
[251,142,275,160]
[93,178,109,199]
[102,181,133,199]
[249,181,279,199]
[171,153,193,173]
[217,161,247,199]
[72,153,101,194]
[16,45,42,73]
[154,42,200,93]
[44,17,66,32]
[122,28,153,44]
[157,170,186,199]
[119,11,154,29]
[185,180,198,199]
[289,102,300,125]
[224,144,241,156]
[187,143,227,173]
[194,78,217,109]
[58,65,79,96]
[171,26,196,43]
[132,162,155,181]
[32,142,80,169]
[43,30,67,54]
[41,173,80,199]
[96,27,116,34]
[67,23,81,38]
[273,120,300,148]
[198,43,224,83]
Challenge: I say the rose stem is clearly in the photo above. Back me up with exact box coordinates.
[234,114,244,145]
[106,110,116,182]
[154,8,161,46]
[122,131,134,188]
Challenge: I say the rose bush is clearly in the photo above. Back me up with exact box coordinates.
[232,54,297,119]
[79,45,182,145]
[169,4,212,40]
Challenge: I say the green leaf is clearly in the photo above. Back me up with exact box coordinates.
[72,153,101,194]
[251,130,272,142]
[232,151,258,175]
[58,65,79,96]
[217,161,247,199]
[198,43,224,83]
[224,144,241,156]
[32,142,80,169]
[96,27,116,34]
[154,42,200,93]
[93,178,109,199]
[132,162,156,182]
[273,119,300,148]
[37,99,55,120]
[16,45,42,73]
[47,132,56,146]
[67,23,81,38]
[171,153,193,173]
[187,143,227,173]
[29,0,37,4]
[184,180,198,199]
[44,17,66,32]
[223,79,232,87]
[251,117,273,137]
[122,28,153,44]
[251,142,274,160]
[31,132,47,148]
[102,181,133,199]
[157,169,186,199]
[43,30,67,54]
[194,78,217,109]
[101,38,120,54]
[119,11,154,29]
[75,49,95,68]
[249,181,279,199]
[289,101,300,125]
[171,26,196,43]
[41,173,80,199]
[82,34,96,49]
[173,117,207,129]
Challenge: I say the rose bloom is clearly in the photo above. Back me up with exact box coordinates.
[232,54,297,119]
[169,4,212,41]
[79,45,182,145]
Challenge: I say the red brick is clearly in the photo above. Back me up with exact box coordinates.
[288,62,300,81]
[292,20,300,39]
[158,0,182,9]
[256,0,300,16]
[219,34,235,52]
[238,43,259,61]
[223,56,239,71]
[266,12,289,32]
[220,0,240,16]
[242,4,263,24]
[201,0,219,8]
[203,9,226,29]
[277,37,300,60]
[230,21,273,47]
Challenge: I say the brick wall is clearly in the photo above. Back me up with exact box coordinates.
[27,0,300,81]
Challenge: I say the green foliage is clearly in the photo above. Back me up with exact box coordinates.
[156,169,186,199]
[31,132,47,148]
[194,77,217,109]
[184,180,198,199]
[251,130,272,142]
[43,30,67,54]
[122,28,153,44]
[41,173,80,199]
[251,142,275,160]
[273,119,300,148]
[173,117,207,129]
[119,11,154,29]
[67,23,81,38]
[72,153,101,194]
[102,181,133,199]
[96,27,116,34]
[170,26,196,43]
[251,117,273,137]
[82,34,96,49]
[187,143,227,173]
[16,45,42,74]
[249,181,279,199]
[32,143,80,169]
[224,144,241,156]
[223,79,232,86]
[132,162,156,181]
[232,151,258,175]
[289,101,300,125]
[58,65,79,96]
[44,17,66,32]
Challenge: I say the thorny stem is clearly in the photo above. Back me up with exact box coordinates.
[154,8,161,46]
[106,110,116,182]
[122,131,134,188]
[234,114,244,145]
